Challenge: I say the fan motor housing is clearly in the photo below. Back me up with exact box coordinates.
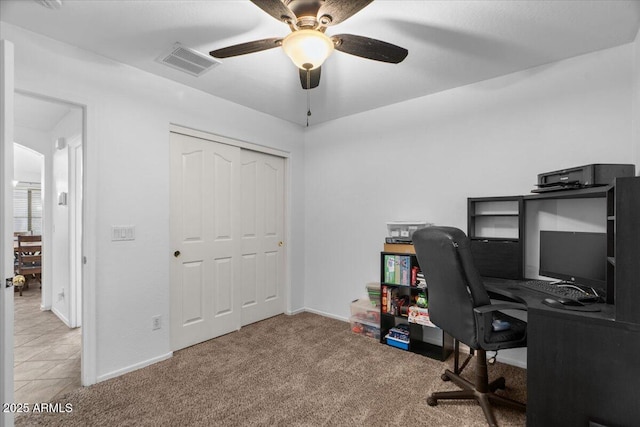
[286,0,325,27]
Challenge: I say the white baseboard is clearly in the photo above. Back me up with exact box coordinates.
[303,307,348,323]
[97,352,173,383]
[286,307,305,316]
[51,306,70,328]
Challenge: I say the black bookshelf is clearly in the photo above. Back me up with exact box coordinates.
[379,251,453,361]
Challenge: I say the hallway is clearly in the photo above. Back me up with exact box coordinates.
[13,285,81,404]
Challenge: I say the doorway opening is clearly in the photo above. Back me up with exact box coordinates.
[12,92,84,403]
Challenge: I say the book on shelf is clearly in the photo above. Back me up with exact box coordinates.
[383,254,414,286]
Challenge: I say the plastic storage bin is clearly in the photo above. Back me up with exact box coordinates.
[350,299,380,339]
[386,221,431,241]
[350,318,381,340]
[350,299,380,324]
[385,334,409,350]
[366,283,381,306]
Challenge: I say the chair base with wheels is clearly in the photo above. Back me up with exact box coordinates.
[427,347,525,427]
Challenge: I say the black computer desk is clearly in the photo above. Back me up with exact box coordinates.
[484,277,640,427]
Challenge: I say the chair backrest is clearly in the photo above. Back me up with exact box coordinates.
[18,234,41,244]
[16,235,42,275]
[18,235,42,252]
[412,226,491,348]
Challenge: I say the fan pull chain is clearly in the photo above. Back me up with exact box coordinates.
[306,69,312,127]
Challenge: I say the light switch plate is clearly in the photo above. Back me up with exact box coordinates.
[111,226,135,241]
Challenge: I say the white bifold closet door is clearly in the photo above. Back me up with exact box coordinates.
[170,132,284,351]
[239,149,285,326]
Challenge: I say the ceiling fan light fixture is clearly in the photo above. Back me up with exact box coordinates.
[282,29,334,70]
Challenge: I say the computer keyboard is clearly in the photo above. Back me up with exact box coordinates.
[520,280,600,303]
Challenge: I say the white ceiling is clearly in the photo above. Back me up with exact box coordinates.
[2,0,640,127]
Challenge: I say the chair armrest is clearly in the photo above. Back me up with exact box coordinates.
[473,303,528,349]
[473,303,527,316]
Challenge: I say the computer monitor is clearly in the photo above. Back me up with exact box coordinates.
[539,230,607,293]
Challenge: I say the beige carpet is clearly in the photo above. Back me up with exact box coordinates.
[16,312,526,426]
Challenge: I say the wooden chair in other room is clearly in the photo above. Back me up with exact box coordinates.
[14,235,42,295]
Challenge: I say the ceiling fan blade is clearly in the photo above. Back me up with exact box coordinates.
[317,0,373,26]
[250,0,296,24]
[332,34,408,63]
[299,67,321,90]
[210,38,282,58]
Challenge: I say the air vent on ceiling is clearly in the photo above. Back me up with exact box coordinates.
[35,0,63,9]
[157,43,221,77]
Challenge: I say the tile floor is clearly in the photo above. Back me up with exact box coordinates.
[13,284,81,404]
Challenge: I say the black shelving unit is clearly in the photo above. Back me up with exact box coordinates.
[379,251,453,361]
[606,184,616,305]
[467,196,525,279]
[607,176,640,323]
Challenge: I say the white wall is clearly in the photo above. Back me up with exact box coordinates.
[304,44,636,321]
[50,108,82,326]
[1,23,307,382]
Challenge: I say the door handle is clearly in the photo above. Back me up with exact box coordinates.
[278,241,283,247]
[174,250,181,258]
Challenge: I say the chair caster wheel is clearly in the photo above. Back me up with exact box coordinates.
[491,377,507,391]
[427,396,438,406]
[441,373,451,381]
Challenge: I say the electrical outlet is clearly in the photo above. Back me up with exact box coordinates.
[152,315,162,331]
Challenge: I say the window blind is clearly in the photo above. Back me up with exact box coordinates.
[13,184,42,234]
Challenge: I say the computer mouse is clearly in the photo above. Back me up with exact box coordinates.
[542,297,585,308]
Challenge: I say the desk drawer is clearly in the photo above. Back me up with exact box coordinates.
[470,240,522,279]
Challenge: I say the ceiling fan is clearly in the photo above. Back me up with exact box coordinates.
[209,0,408,90]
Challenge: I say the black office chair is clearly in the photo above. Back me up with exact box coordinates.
[412,226,527,427]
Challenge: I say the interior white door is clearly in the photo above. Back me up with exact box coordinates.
[170,132,241,350]
[1,39,16,427]
[68,137,82,328]
[240,150,285,326]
